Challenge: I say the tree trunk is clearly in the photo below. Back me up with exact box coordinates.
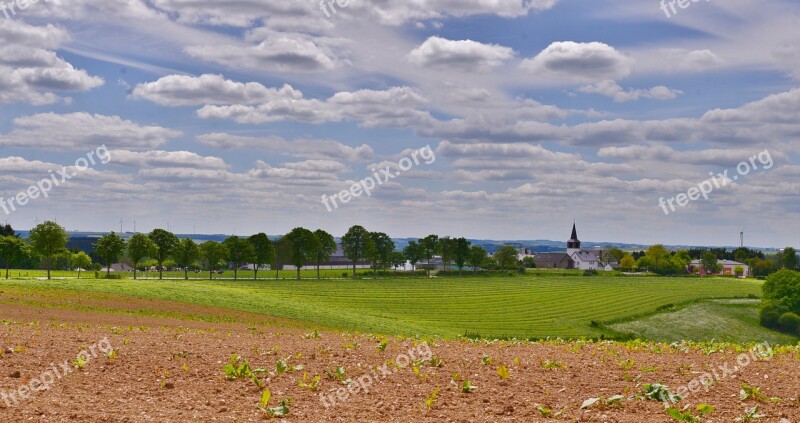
[184,268,188,280]
[6,265,9,280]
[47,257,51,280]
[133,263,138,280]
[352,262,356,279]
[77,269,81,279]
[296,267,300,280]
[317,262,321,280]
[158,260,163,280]
[253,264,258,280]
[234,267,238,280]
[107,264,111,277]
[209,267,213,280]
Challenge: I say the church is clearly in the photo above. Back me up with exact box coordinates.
[534,224,618,271]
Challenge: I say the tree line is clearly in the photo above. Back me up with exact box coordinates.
[0,222,513,281]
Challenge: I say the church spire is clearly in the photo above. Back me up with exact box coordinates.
[567,223,581,250]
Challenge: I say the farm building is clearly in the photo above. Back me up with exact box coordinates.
[688,259,751,277]
[534,253,574,269]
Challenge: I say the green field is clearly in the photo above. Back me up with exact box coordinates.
[609,299,798,344]
[0,275,770,340]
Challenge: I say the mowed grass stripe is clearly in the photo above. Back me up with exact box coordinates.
[2,276,762,339]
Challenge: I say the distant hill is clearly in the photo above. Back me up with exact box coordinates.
[15,231,781,254]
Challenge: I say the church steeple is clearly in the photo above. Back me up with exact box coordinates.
[567,223,581,250]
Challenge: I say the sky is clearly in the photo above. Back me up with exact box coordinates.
[0,0,798,248]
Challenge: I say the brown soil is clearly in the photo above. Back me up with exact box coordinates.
[0,303,798,422]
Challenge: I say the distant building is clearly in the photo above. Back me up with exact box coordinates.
[534,253,574,269]
[282,244,371,270]
[689,259,750,277]
[565,224,619,271]
[532,224,618,270]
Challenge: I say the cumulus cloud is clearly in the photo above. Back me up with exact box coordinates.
[131,74,302,106]
[0,113,182,151]
[109,150,229,169]
[197,133,374,162]
[0,21,104,104]
[185,30,342,73]
[520,41,634,83]
[578,80,682,102]
[408,36,515,72]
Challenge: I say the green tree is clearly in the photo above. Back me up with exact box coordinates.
[439,237,455,270]
[467,245,487,272]
[342,225,371,279]
[72,251,92,279]
[127,233,156,280]
[369,232,394,274]
[0,236,28,279]
[454,237,471,275]
[94,232,126,277]
[619,254,635,271]
[390,251,406,271]
[602,247,626,264]
[175,238,200,280]
[284,227,320,280]
[248,233,275,280]
[419,234,439,277]
[779,247,798,270]
[313,229,337,280]
[29,221,68,280]
[223,236,256,280]
[734,265,745,277]
[701,252,719,275]
[148,229,179,280]
[520,256,536,269]
[0,224,14,237]
[403,241,421,271]
[273,236,291,279]
[494,246,518,271]
[762,269,800,315]
[200,241,228,280]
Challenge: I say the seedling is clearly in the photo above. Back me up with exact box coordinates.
[221,354,265,388]
[580,395,624,410]
[424,387,440,412]
[497,365,510,380]
[541,360,564,369]
[428,355,444,368]
[325,366,346,383]
[106,349,118,360]
[737,405,764,422]
[481,354,492,366]
[461,380,477,393]
[73,356,87,370]
[304,330,321,339]
[642,383,682,403]
[297,372,321,391]
[258,389,292,418]
[376,339,388,351]
[740,384,767,402]
[666,404,715,422]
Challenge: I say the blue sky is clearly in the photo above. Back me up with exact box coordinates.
[0,0,798,248]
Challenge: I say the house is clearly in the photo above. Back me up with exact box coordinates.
[517,248,536,261]
[534,253,574,269]
[689,259,750,277]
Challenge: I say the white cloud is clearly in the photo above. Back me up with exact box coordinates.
[578,80,682,102]
[520,41,634,83]
[197,133,374,162]
[131,74,302,106]
[408,37,515,72]
[0,113,182,151]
